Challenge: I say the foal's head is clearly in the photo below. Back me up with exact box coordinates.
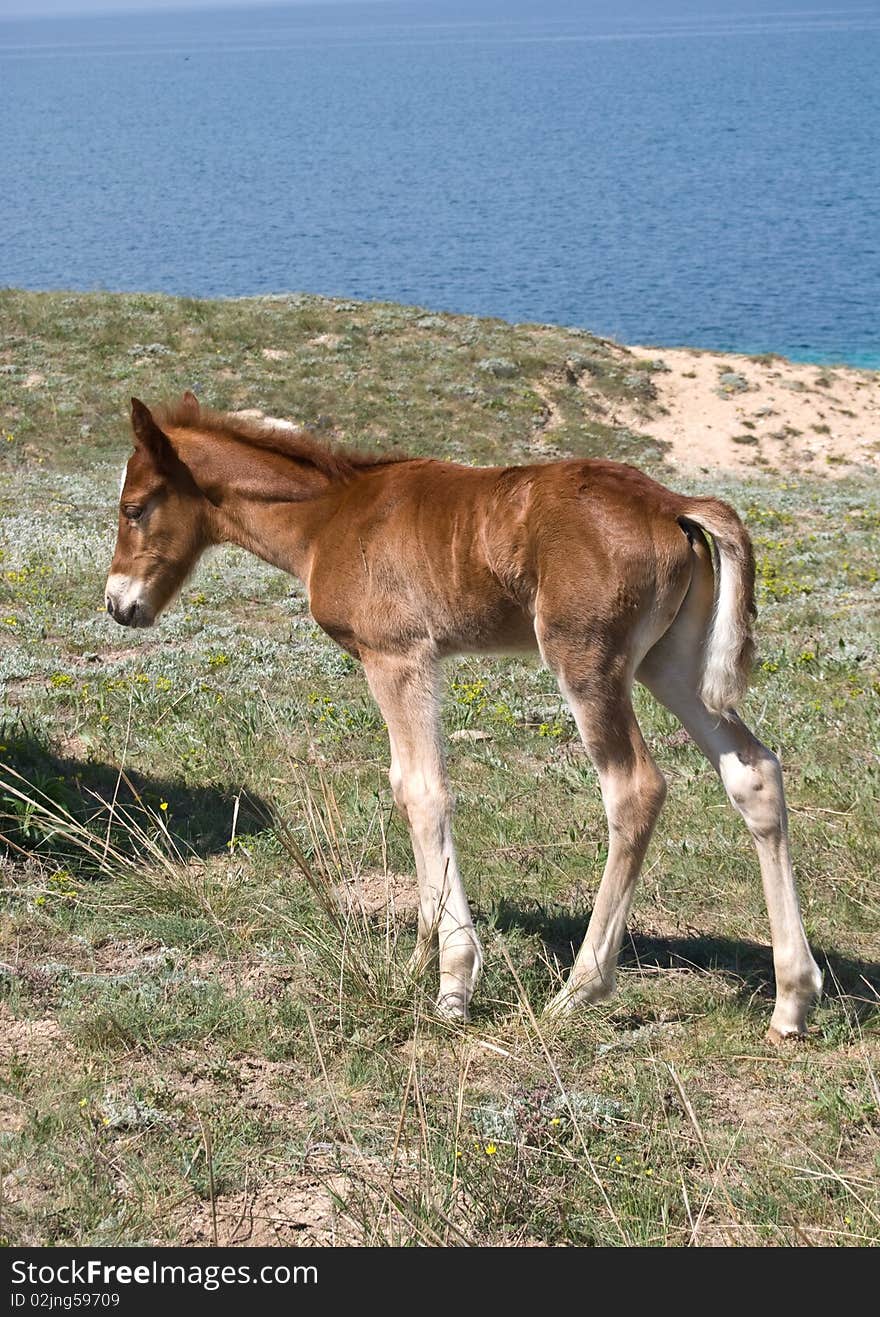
[105,396,211,628]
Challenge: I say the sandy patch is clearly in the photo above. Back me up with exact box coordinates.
[178,1149,430,1247]
[180,1172,358,1246]
[607,345,879,476]
[333,870,420,922]
[0,1005,70,1074]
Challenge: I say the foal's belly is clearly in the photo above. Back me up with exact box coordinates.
[439,607,538,658]
[313,587,537,662]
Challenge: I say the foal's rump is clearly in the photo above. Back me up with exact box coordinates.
[523,461,756,716]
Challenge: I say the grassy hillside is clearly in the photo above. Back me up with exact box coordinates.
[1,290,878,1246]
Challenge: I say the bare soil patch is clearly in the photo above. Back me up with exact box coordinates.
[179,1171,358,1246]
[0,1004,70,1074]
[608,345,879,476]
[333,870,420,922]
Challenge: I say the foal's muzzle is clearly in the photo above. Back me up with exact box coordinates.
[105,596,153,628]
[104,575,155,628]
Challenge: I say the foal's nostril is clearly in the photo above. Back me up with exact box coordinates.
[106,596,137,626]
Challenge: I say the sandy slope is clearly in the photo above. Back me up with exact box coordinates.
[606,344,879,476]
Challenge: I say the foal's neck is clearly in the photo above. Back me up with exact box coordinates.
[219,484,342,582]
[175,427,348,581]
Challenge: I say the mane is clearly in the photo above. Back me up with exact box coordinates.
[154,400,407,481]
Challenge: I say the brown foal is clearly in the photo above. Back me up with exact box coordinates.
[105,394,822,1039]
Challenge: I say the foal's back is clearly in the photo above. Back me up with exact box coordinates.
[305,455,696,662]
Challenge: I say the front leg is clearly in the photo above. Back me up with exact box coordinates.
[363,649,483,1020]
[387,730,438,977]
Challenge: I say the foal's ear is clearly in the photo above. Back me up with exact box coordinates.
[180,390,200,423]
[130,398,174,472]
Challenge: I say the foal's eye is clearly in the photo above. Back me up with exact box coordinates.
[123,504,144,522]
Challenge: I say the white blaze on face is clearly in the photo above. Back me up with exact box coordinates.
[108,463,158,625]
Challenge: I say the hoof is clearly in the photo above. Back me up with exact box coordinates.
[435,992,470,1023]
[544,973,615,1019]
[543,987,578,1018]
[766,1025,808,1046]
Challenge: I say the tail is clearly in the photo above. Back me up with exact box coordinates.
[679,498,756,718]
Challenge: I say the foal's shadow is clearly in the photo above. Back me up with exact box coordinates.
[0,732,269,868]
[492,899,880,1018]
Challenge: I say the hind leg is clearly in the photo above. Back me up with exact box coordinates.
[539,634,668,1014]
[640,615,822,1040]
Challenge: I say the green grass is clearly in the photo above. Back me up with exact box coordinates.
[1,290,878,1247]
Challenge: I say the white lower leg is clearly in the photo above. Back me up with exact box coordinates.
[718,742,822,1037]
[407,793,482,1019]
[546,756,667,1016]
[366,653,482,1021]
[389,748,438,976]
[407,845,439,977]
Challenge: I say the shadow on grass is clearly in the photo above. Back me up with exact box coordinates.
[0,730,270,868]
[490,898,880,1015]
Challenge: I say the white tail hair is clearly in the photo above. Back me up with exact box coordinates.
[680,499,756,717]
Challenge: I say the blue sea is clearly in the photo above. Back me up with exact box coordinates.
[2,0,880,365]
